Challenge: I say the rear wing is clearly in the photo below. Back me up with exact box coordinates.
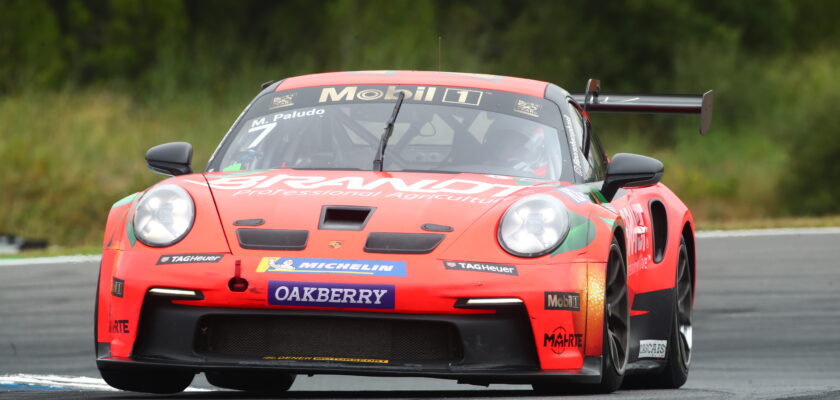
[571,79,714,135]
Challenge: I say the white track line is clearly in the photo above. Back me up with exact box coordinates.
[0,255,101,267]
[696,227,840,238]
[0,227,838,267]
[0,374,209,391]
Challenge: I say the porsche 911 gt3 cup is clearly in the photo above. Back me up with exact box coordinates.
[95,71,712,394]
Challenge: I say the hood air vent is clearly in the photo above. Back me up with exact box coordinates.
[237,228,308,250]
[365,233,445,254]
[319,206,375,231]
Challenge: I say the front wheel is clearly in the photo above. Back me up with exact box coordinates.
[533,237,629,394]
[100,368,194,394]
[631,237,693,388]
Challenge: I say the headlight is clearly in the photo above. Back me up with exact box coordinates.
[133,184,195,247]
[498,194,570,257]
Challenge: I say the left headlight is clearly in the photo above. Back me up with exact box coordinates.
[498,194,570,257]
[133,184,195,247]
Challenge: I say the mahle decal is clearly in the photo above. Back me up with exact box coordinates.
[543,326,583,355]
[110,320,130,334]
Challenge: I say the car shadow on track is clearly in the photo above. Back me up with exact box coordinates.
[91,391,536,400]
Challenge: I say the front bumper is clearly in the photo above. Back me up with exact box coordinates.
[97,249,607,383]
[96,295,602,384]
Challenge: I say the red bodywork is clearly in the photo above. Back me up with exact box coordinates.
[96,71,696,383]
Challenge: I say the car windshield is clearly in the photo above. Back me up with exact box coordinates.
[209,85,571,181]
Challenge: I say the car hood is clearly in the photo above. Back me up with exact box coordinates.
[191,169,563,255]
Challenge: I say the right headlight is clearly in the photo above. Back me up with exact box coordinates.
[498,194,570,257]
[133,184,195,247]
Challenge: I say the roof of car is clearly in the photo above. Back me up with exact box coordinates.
[275,70,549,98]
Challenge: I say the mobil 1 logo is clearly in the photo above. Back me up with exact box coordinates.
[544,292,580,311]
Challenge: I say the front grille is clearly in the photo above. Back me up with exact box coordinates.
[236,228,308,250]
[195,315,463,364]
[364,232,444,254]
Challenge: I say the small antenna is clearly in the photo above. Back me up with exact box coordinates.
[438,36,442,70]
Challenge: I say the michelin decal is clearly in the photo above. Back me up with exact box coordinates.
[257,257,406,277]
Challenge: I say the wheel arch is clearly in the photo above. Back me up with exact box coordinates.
[613,225,627,259]
[681,222,696,303]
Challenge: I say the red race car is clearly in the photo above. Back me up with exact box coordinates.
[95,71,712,394]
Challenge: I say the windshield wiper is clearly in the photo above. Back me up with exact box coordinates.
[372,92,406,171]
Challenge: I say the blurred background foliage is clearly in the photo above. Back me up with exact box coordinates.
[2,0,840,246]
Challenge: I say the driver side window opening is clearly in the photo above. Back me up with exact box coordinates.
[568,101,607,182]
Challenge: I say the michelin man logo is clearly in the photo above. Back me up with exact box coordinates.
[269,258,296,271]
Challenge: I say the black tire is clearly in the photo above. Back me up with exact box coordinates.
[533,237,629,394]
[206,370,296,393]
[99,368,194,394]
[642,237,693,388]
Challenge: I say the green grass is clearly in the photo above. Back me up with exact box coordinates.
[698,216,840,231]
[4,49,840,247]
[0,89,249,246]
[0,245,101,259]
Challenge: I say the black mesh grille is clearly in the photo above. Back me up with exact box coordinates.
[195,315,462,363]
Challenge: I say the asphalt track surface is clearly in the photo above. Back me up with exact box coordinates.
[2,229,840,399]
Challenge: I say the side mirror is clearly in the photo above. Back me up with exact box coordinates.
[601,153,664,201]
[146,142,193,176]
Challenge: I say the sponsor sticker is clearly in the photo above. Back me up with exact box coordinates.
[109,320,129,334]
[639,339,667,359]
[257,257,406,277]
[543,326,583,354]
[319,86,437,103]
[269,93,296,109]
[442,88,483,106]
[187,175,527,199]
[544,292,581,311]
[563,114,584,177]
[111,278,124,298]
[443,261,517,276]
[156,254,224,265]
[268,281,395,309]
[514,99,542,117]
[556,187,590,204]
[263,356,389,364]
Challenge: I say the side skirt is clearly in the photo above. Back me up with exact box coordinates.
[625,288,674,375]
